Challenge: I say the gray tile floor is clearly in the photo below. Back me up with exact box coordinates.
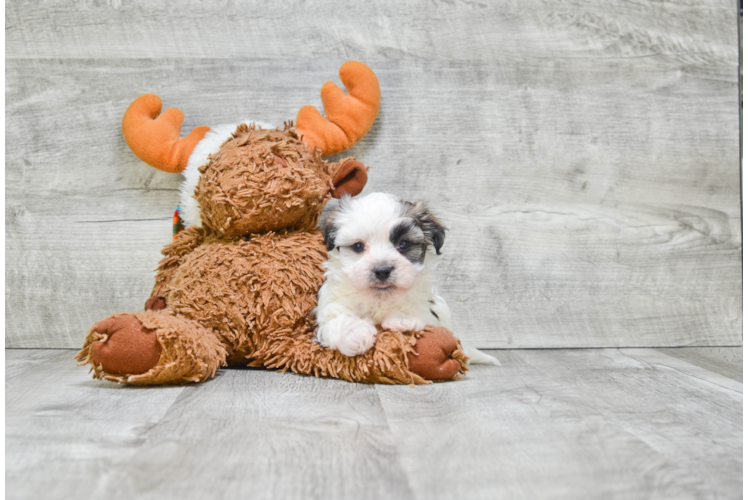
[6,347,742,499]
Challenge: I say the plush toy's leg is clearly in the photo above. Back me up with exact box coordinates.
[407,327,469,381]
[254,323,467,385]
[75,311,227,385]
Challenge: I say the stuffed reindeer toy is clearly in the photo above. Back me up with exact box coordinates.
[76,61,467,385]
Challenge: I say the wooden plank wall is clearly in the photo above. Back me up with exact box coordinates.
[6,0,741,348]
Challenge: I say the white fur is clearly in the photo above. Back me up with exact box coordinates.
[462,346,501,366]
[315,192,498,366]
[178,120,275,228]
[317,315,378,357]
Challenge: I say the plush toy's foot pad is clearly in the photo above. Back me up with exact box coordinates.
[407,327,464,381]
[90,315,162,375]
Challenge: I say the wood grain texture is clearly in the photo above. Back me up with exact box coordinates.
[88,371,413,499]
[5,1,740,348]
[5,350,187,500]
[622,347,742,393]
[6,347,742,499]
[377,348,742,499]
[5,0,738,62]
[742,264,748,345]
[656,346,743,382]
[6,349,64,381]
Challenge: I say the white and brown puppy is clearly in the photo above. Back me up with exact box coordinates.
[315,192,498,365]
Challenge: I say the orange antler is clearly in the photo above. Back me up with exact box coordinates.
[122,94,210,173]
[295,61,380,157]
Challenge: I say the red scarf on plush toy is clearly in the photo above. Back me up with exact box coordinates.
[173,208,184,240]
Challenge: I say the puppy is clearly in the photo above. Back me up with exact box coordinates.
[314,192,498,365]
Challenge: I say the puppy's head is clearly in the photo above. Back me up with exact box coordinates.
[321,193,446,299]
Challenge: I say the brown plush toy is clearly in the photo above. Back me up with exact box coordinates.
[76,61,467,385]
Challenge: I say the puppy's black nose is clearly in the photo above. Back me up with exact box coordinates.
[373,266,393,281]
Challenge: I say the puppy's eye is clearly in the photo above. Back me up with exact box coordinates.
[398,240,410,252]
[351,242,365,253]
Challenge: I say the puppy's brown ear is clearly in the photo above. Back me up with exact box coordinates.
[321,214,338,251]
[331,159,368,198]
[410,201,446,255]
[319,202,342,251]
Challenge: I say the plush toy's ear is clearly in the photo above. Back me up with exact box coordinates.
[296,61,380,157]
[331,159,368,198]
[122,94,210,173]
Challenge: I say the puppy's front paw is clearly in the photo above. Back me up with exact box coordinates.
[382,313,427,332]
[317,316,378,357]
[339,320,378,356]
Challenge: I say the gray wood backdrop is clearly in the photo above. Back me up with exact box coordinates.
[6,0,741,349]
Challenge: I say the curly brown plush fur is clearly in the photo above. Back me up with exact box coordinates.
[77,65,467,385]
[197,125,332,235]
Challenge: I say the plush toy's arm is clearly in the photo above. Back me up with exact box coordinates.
[150,226,208,305]
[254,320,467,384]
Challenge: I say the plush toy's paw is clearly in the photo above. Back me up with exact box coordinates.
[77,311,227,385]
[407,327,463,381]
[381,313,427,332]
[145,296,167,311]
[90,315,162,375]
[317,316,378,357]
